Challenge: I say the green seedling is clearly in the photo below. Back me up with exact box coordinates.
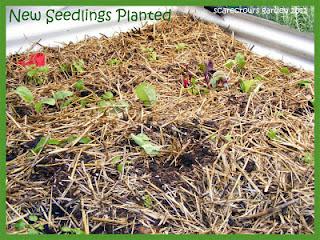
[32,136,49,154]
[303,152,314,165]
[175,43,187,51]
[224,134,233,142]
[143,194,153,208]
[141,47,158,61]
[134,82,157,107]
[28,215,38,223]
[280,67,290,75]
[187,78,209,95]
[107,58,121,66]
[28,229,41,235]
[210,71,228,88]
[131,133,161,157]
[297,79,311,88]
[74,79,85,91]
[110,156,122,165]
[53,90,74,100]
[101,91,114,100]
[239,79,256,93]
[26,65,49,85]
[15,219,26,231]
[47,138,62,145]
[15,86,56,113]
[79,136,92,144]
[225,53,246,71]
[72,59,85,73]
[117,163,124,173]
[267,129,278,140]
[61,227,85,235]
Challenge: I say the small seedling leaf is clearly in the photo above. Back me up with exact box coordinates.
[15,86,34,104]
[107,58,121,66]
[131,133,160,156]
[175,43,187,51]
[117,163,124,173]
[28,229,41,235]
[101,91,114,100]
[235,53,246,70]
[267,129,278,140]
[280,67,290,74]
[53,90,74,100]
[32,137,48,154]
[28,215,38,223]
[240,79,256,93]
[134,83,157,107]
[224,134,233,142]
[72,60,85,73]
[47,139,61,145]
[225,59,235,69]
[303,152,314,165]
[111,156,122,165]
[79,136,91,144]
[297,79,311,88]
[74,79,85,91]
[144,194,153,208]
[15,220,26,231]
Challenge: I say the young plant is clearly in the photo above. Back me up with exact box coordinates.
[74,79,85,91]
[143,194,153,208]
[101,91,114,100]
[61,227,85,235]
[107,58,121,66]
[141,47,158,61]
[134,82,157,107]
[72,59,85,73]
[131,133,161,157]
[297,79,311,88]
[239,79,256,93]
[187,77,209,95]
[280,66,290,75]
[175,43,187,51]
[14,86,56,113]
[267,129,278,140]
[225,53,246,71]
[26,65,49,85]
[303,152,314,165]
[210,71,228,88]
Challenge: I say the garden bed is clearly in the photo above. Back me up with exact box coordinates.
[6,14,314,234]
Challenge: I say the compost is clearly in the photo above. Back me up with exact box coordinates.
[6,14,314,234]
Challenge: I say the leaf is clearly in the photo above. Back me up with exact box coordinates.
[32,136,48,154]
[47,139,61,145]
[303,152,314,165]
[148,51,157,61]
[98,100,110,108]
[240,79,256,93]
[225,59,235,69]
[134,82,157,107]
[224,134,233,142]
[72,59,85,73]
[66,135,78,143]
[267,129,278,140]
[34,102,43,113]
[79,136,91,144]
[15,220,26,231]
[144,194,153,208]
[280,67,290,74]
[210,71,227,87]
[117,163,124,173]
[28,215,38,223]
[101,91,114,100]
[15,86,34,104]
[107,58,121,66]
[131,133,161,157]
[111,156,122,165]
[74,79,85,91]
[235,53,246,70]
[53,90,74,100]
[297,79,311,88]
[40,98,56,106]
[112,100,129,112]
[175,43,187,51]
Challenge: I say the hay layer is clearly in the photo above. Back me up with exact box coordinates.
[6,15,314,234]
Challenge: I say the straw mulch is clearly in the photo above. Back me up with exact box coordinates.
[6,14,314,234]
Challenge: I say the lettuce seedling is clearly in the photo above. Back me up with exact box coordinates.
[143,194,153,208]
[240,79,256,93]
[101,91,114,100]
[32,136,49,154]
[141,47,158,61]
[267,129,278,140]
[210,71,228,88]
[225,53,246,71]
[131,133,161,157]
[303,152,314,165]
[74,79,85,91]
[15,86,56,113]
[53,90,74,100]
[175,43,187,51]
[15,220,26,231]
[72,59,85,73]
[297,79,311,88]
[107,58,121,66]
[280,67,290,75]
[26,65,49,85]
[134,82,157,107]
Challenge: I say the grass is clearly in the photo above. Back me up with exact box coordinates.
[252,6,314,33]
